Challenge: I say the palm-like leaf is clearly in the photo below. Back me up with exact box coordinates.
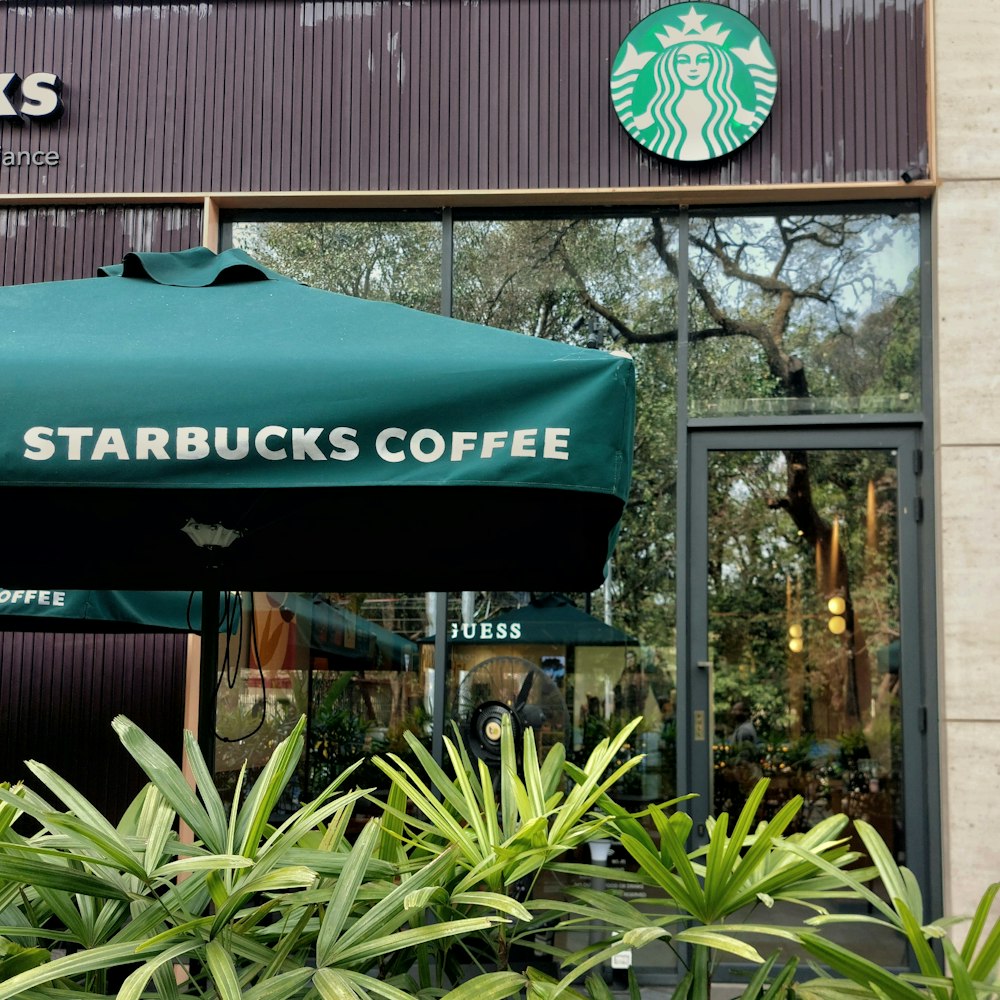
[0,940,165,999]
[368,718,654,984]
[541,778,861,993]
[791,820,1000,999]
[374,717,645,890]
[9,713,998,1000]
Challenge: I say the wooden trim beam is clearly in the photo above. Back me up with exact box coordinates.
[0,179,937,213]
[202,197,220,250]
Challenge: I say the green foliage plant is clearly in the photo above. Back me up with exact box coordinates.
[783,820,1000,999]
[0,715,513,1000]
[3,714,996,1000]
[540,778,864,997]
[370,716,652,991]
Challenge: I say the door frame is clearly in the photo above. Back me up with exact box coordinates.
[680,426,935,894]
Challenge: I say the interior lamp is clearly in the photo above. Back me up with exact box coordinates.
[824,596,847,634]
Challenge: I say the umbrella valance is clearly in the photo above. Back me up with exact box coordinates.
[0,588,234,632]
[0,247,636,591]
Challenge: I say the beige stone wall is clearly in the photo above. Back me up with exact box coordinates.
[933,0,1000,923]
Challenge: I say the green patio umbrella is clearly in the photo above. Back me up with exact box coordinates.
[0,247,635,762]
[0,246,635,593]
[424,592,637,646]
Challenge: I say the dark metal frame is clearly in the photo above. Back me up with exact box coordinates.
[688,429,928,868]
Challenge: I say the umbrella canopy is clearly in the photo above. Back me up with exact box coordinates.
[0,247,635,592]
[0,588,235,632]
[425,592,637,646]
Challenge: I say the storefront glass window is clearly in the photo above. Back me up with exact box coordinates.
[687,211,921,417]
[703,443,909,966]
[232,219,443,313]
[707,447,904,844]
[450,214,680,791]
[452,214,681,978]
[452,215,680,346]
[224,206,926,976]
[215,591,431,827]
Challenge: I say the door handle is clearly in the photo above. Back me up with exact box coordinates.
[695,661,711,742]
[693,709,706,741]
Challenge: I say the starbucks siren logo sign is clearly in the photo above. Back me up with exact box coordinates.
[611,3,777,162]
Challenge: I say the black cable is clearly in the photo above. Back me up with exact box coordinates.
[215,591,269,743]
[218,590,243,690]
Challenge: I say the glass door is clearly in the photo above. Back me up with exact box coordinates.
[688,428,925,962]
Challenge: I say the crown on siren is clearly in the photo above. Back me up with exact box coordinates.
[655,5,731,47]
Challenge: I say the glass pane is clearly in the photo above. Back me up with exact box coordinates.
[425,594,679,979]
[453,215,680,347]
[688,212,921,417]
[451,214,681,978]
[231,219,443,313]
[215,591,430,825]
[707,447,906,963]
[221,220,441,823]
[432,600,675,797]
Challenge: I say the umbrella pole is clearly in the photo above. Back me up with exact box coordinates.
[198,587,220,773]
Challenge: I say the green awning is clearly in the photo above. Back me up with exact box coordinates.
[0,247,636,592]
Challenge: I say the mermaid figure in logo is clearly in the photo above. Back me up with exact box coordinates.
[633,41,758,161]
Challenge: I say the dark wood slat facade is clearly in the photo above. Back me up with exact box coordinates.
[0,629,188,820]
[0,0,927,196]
[0,205,202,284]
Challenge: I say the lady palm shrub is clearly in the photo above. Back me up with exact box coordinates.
[370,717,654,988]
[0,716,510,1000]
[535,778,864,997]
[0,715,996,1000]
[538,778,1000,1000]
[0,714,666,1000]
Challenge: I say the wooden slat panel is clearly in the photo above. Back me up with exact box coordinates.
[0,2,928,194]
[0,628,187,821]
[0,205,202,285]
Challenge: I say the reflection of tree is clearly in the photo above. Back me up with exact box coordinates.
[767,450,872,726]
[560,213,916,400]
[237,214,917,726]
[558,213,915,738]
[706,446,903,846]
[450,217,681,646]
[239,219,442,314]
[708,450,898,745]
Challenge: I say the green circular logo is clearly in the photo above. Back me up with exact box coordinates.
[611,3,777,162]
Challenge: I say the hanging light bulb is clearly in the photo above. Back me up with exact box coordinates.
[788,622,804,652]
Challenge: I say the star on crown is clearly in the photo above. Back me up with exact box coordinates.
[656,5,731,47]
